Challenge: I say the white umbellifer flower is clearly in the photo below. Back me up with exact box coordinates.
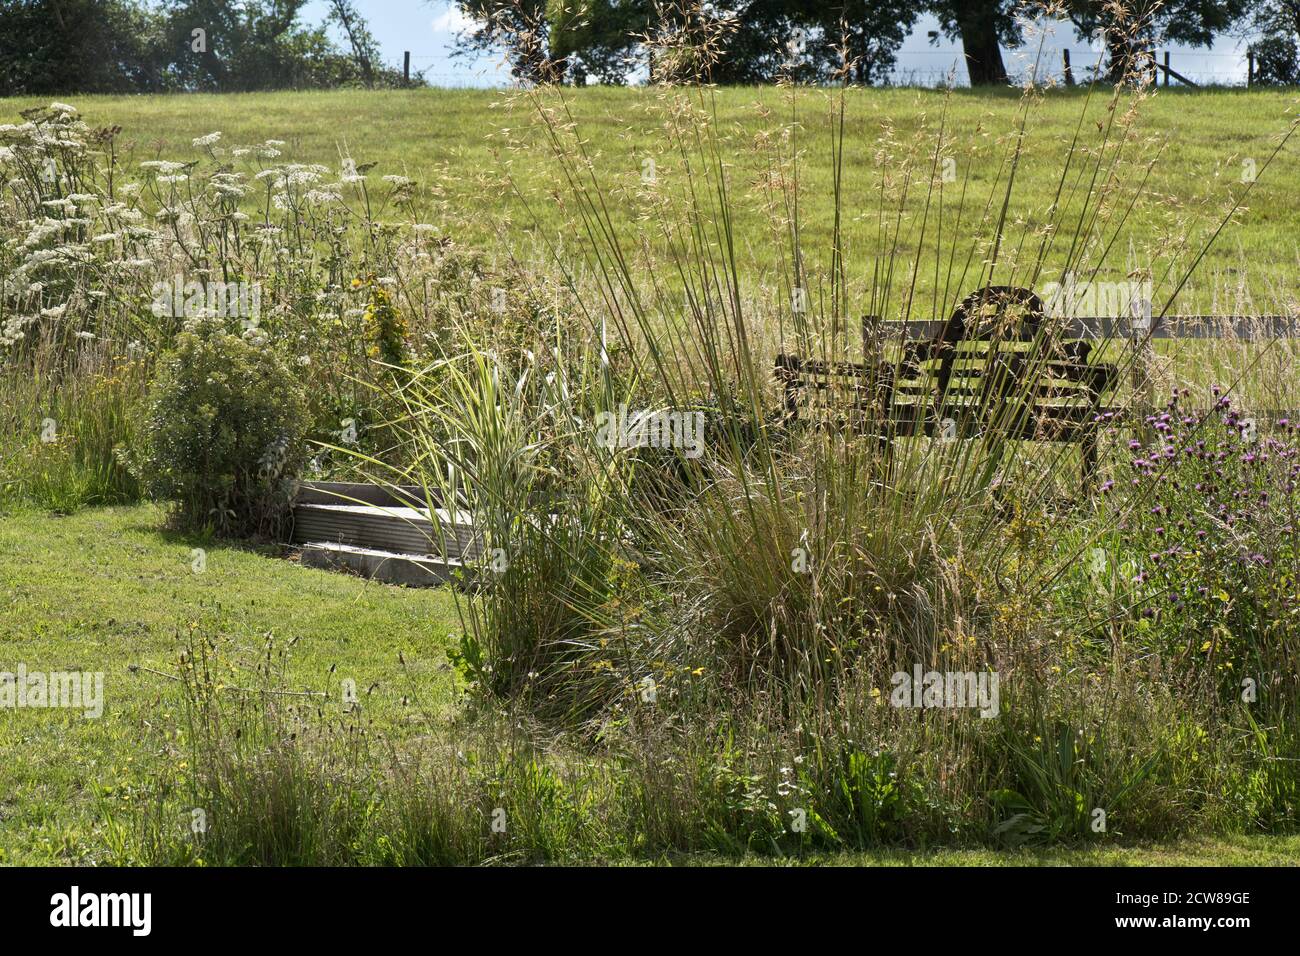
[1,314,37,347]
[264,139,285,146]
[208,173,249,200]
[119,183,142,196]
[192,131,222,148]
[0,146,14,164]
[412,223,438,234]
[304,185,342,205]
[49,102,78,116]
[40,304,67,318]
[140,160,186,174]
[231,147,250,157]
[66,193,97,203]
[75,330,95,340]
[157,173,189,184]
[91,233,119,244]
[296,355,311,366]
[382,174,412,187]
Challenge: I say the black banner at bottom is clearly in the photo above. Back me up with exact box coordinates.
[0,864,1288,942]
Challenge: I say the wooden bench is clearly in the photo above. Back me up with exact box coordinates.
[774,285,1120,490]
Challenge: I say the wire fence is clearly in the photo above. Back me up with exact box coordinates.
[883,48,1252,88]
[400,48,1259,90]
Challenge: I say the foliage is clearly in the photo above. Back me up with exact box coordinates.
[457,0,919,85]
[1245,1,1300,85]
[0,0,406,95]
[128,320,309,537]
[1065,0,1254,82]
[1102,389,1300,691]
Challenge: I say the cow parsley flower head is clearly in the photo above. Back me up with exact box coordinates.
[140,160,187,175]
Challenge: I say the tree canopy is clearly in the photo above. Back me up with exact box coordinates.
[0,0,406,95]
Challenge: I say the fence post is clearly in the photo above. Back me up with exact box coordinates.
[1163,50,1170,87]
[1130,297,1155,446]
[1063,49,1074,87]
[1247,49,1254,89]
[404,51,410,85]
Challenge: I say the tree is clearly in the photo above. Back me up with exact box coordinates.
[0,0,170,95]
[160,0,408,91]
[451,1,570,82]
[0,0,401,95]
[327,0,382,87]
[927,0,1021,86]
[815,1,920,85]
[1243,0,1300,84]
[161,0,345,91]
[1064,0,1252,83]
[545,0,654,84]
[452,0,917,85]
[709,1,918,84]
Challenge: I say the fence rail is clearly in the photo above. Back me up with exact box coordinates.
[867,315,1300,342]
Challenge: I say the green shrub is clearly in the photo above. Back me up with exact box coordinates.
[128,320,308,537]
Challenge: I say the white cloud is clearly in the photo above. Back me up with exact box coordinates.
[431,3,475,34]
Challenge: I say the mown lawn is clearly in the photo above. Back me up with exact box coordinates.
[0,503,1293,866]
[0,503,461,864]
[655,835,1300,865]
[1,86,1296,312]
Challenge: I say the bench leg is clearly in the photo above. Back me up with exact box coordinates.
[1081,430,1099,494]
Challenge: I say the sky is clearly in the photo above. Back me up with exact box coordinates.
[302,1,1253,87]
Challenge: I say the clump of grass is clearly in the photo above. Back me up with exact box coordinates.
[0,344,144,512]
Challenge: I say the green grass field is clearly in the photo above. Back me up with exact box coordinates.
[2,86,1296,313]
[0,503,1291,866]
[4,85,1300,866]
[0,503,459,864]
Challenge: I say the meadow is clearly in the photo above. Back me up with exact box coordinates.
[1,76,1299,866]
[0,86,1296,313]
